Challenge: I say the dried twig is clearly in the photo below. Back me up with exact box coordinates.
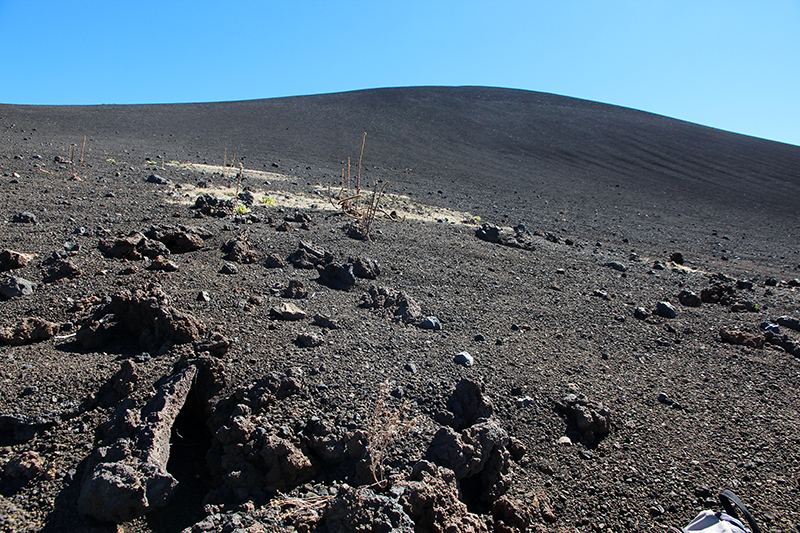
[367,380,416,483]
[328,133,403,240]
[79,135,86,166]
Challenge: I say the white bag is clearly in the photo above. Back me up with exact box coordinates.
[683,510,750,533]
[679,490,760,533]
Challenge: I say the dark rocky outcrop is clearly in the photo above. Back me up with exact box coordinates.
[76,284,207,353]
[0,317,59,346]
[78,364,198,522]
[360,286,422,324]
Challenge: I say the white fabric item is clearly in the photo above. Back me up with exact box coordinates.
[684,510,749,533]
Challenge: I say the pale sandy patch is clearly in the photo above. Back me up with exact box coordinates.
[164,162,482,225]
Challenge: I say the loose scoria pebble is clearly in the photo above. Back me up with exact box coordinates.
[0,276,34,299]
[655,301,676,319]
[420,316,441,330]
[776,316,800,332]
[454,351,474,366]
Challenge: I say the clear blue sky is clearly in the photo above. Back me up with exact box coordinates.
[1,1,798,146]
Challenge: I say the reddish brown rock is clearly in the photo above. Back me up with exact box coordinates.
[719,328,764,349]
[0,317,59,346]
[0,249,34,271]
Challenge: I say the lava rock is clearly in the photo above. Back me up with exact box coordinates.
[361,286,423,324]
[145,174,171,185]
[43,259,82,283]
[75,284,207,352]
[264,253,287,268]
[701,284,735,305]
[12,212,38,224]
[220,263,239,275]
[760,322,780,334]
[398,461,489,533]
[317,262,357,291]
[351,256,381,279]
[78,365,198,522]
[454,351,474,367]
[146,256,179,272]
[145,224,211,253]
[436,378,494,430]
[655,301,677,319]
[426,418,510,504]
[554,393,612,446]
[0,276,34,299]
[0,249,34,272]
[269,302,307,321]
[764,331,800,357]
[296,332,324,348]
[604,261,627,272]
[0,317,59,346]
[677,290,702,307]
[321,484,414,533]
[776,316,800,332]
[420,316,442,330]
[719,328,764,349]
[281,279,308,299]
[222,236,261,264]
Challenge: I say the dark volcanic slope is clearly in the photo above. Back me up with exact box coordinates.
[3,86,800,273]
[2,88,800,532]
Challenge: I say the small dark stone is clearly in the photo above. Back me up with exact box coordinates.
[419,316,441,330]
[453,351,474,366]
[655,301,677,319]
[12,212,38,224]
[604,261,627,272]
[0,276,35,299]
[145,174,171,185]
[677,290,702,307]
[220,263,239,275]
[670,252,684,265]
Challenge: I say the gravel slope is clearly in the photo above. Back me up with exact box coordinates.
[0,87,799,532]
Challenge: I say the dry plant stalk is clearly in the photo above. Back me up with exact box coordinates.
[328,132,403,240]
[79,135,86,166]
[222,148,227,179]
[270,491,332,521]
[367,380,416,483]
[233,163,244,211]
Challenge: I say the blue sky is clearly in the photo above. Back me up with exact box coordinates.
[1,1,798,146]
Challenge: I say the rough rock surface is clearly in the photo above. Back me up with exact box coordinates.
[399,461,489,533]
[320,484,415,533]
[0,317,59,346]
[0,249,34,271]
[145,224,212,253]
[435,378,494,430]
[360,285,423,323]
[426,418,511,504]
[78,364,198,522]
[76,283,207,352]
[222,235,262,264]
[554,393,612,447]
[0,275,34,299]
[719,328,764,349]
